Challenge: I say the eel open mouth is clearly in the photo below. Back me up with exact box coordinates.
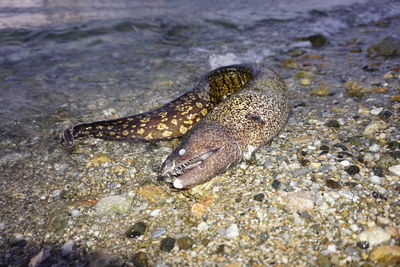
[160,148,219,189]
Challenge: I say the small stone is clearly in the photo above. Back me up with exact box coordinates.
[369,144,380,152]
[364,121,387,136]
[379,110,392,120]
[61,240,74,257]
[272,180,281,190]
[310,83,330,96]
[259,232,270,243]
[51,190,61,198]
[370,107,383,115]
[369,176,381,184]
[160,237,175,252]
[177,236,194,250]
[378,154,396,168]
[197,222,209,232]
[369,245,400,265]
[346,165,360,175]
[325,179,341,189]
[151,228,166,239]
[300,78,312,86]
[297,211,311,219]
[388,164,400,177]
[95,194,133,215]
[253,193,265,201]
[372,191,386,200]
[299,34,327,48]
[126,222,147,238]
[191,203,206,218]
[285,191,314,212]
[70,209,80,218]
[226,224,240,239]
[325,120,340,128]
[358,226,391,246]
[132,252,149,267]
[344,246,359,257]
[367,36,400,58]
[340,160,350,167]
[87,153,111,167]
[344,81,365,97]
[372,166,384,177]
[356,241,369,249]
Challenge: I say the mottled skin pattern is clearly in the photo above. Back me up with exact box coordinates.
[62,64,289,189]
[161,65,289,188]
[62,65,252,146]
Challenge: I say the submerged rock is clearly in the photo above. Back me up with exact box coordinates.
[367,36,400,58]
[95,194,133,215]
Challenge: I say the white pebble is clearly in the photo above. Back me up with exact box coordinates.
[370,107,383,115]
[350,224,359,232]
[286,191,315,212]
[150,209,161,217]
[151,228,166,238]
[178,149,186,156]
[340,160,350,167]
[388,164,400,177]
[197,222,209,232]
[369,144,380,152]
[369,175,381,184]
[358,226,391,246]
[70,209,80,217]
[327,244,337,253]
[51,190,61,198]
[61,240,74,256]
[226,223,240,239]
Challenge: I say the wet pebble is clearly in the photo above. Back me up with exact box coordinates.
[346,165,360,175]
[325,120,340,128]
[259,232,270,243]
[363,121,387,136]
[177,236,194,250]
[61,240,74,257]
[370,107,383,115]
[369,144,380,152]
[95,194,133,215]
[358,226,391,246]
[369,245,400,265]
[160,237,176,252]
[369,176,381,184]
[70,209,80,218]
[325,179,341,189]
[372,166,384,177]
[388,164,400,177]
[51,190,61,198]
[253,193,265,201]
[344,246,359,257]
[367,36,400,58]
[378,154,396,168]
[197,222,208,232]
[272,180,281,190]
[151,228,166,239]
[132,251,149,267]
[285,191,314,212]
[356,241,369,249]
[226,224,240,239]
[126,222,147,238]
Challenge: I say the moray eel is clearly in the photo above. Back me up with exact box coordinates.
[62,64,289,189]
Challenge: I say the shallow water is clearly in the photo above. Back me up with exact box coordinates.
[0,0,399,151]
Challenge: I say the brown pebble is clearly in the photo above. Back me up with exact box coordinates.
[369,245,400,265]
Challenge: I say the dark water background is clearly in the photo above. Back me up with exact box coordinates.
[0,0,399,153]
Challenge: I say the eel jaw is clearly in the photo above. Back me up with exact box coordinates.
[160,147,220,189]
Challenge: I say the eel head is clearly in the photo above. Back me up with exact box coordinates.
[160,122,241,189]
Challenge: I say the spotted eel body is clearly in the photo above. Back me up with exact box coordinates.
[62,64,289,189]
